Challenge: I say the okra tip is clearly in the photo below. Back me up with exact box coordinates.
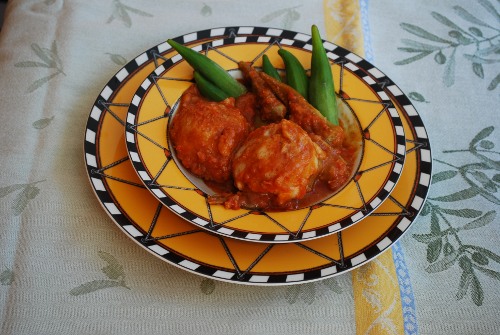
[311,25,323,43]
[166,39,178,47]
[167,39,186,54]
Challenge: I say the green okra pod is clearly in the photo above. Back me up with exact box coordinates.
[167,39,247,98]
[309,25,339,125]
[262,54,281,82]
[278,48,309,100]
[193,71,230,102]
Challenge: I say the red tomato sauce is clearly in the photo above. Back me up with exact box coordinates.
[170,83,359,211]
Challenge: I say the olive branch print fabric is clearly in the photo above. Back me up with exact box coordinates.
[14,41,64,93]
[0,180,45,216]
[414,127,499,306]
[70,251,130,296]
[391,0,499,309]
[284,277,344,305]
[369,0,499,332]
[0,267,15,286]
[107,0,153,28]
[260,6,302,30]
[395,0,500,90]
[32,116,55,129]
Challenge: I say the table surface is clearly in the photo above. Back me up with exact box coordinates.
[0,0,499,334]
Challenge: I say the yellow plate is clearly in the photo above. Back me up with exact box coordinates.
[125,31,407,242]
[84,27,431,285]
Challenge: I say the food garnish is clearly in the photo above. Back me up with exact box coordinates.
[277,49,309,100]
[261,54,282,82]
[193,71,229,102]
[309,24,339,125]
[167,39,247,98]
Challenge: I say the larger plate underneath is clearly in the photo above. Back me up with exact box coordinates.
[84,27,432,285]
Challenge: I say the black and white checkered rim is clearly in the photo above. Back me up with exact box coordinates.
[124,29,407,242]
[84,27,432,285]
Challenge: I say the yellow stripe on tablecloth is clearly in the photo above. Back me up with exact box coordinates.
[323,0,365,55]
[323,1,405,334]
[351,252,405,335]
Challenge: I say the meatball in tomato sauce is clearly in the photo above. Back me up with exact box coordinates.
[231,119,325,206]
[170,85,250,183]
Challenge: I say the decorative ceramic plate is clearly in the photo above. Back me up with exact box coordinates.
[125,29,407,242]
[84,27,431,285]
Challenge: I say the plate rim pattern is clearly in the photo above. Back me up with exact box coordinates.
[83,26,432,285]
[124,28,408,242]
